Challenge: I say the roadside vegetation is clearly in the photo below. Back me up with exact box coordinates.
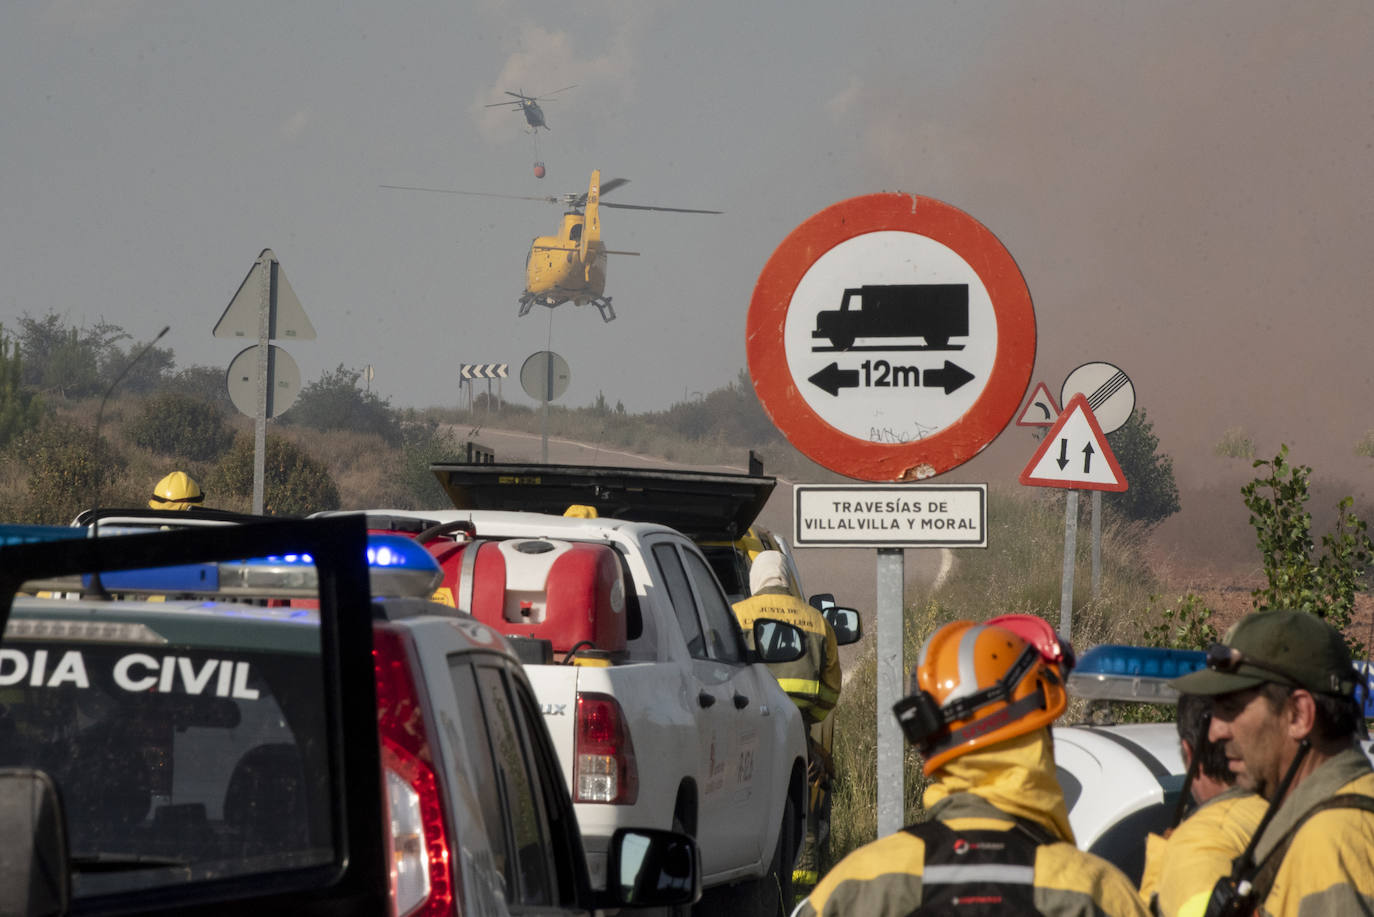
[824,445,1374,880]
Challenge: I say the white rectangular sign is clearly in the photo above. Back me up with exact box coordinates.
[793,484,987,548]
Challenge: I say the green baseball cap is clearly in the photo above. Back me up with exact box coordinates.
[1170,610,1357,698]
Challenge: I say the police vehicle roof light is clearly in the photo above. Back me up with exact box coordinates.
[1068,645,1207,704]
[47,533,442,600]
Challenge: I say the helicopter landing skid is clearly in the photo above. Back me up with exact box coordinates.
[518,293,535,317]
[591,297,616,322]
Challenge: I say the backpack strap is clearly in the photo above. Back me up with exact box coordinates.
[1245,794,1374,903]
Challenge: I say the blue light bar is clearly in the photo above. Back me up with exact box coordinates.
[0,524,86,547]
[1068,645,1207,704]
[59,533,442,600]
[1075,645,1206,679]
[1355,662,1374,718]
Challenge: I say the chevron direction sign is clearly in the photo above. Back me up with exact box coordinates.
[460,363,509,381]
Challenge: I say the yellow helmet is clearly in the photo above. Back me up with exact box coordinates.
[149,471,204,510]
[894,619,1067,775]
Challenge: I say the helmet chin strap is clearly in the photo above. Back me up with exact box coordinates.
[924,684,1049,762]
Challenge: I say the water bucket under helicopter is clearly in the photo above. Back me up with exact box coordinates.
[533,161,546,179]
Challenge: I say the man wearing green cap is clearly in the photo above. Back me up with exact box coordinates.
[1169,609,1374,916]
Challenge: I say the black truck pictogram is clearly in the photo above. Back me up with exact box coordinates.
[811,284,969,351]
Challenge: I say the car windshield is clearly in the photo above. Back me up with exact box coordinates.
[3,575,332,897]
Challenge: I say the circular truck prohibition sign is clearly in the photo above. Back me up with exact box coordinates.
[747,193,1035,482]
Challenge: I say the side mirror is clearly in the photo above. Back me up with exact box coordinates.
[753,619,807,664]
[606,826,700,908]
[824,607,863,646]
[0,768,70,917]
[808,593,835,611]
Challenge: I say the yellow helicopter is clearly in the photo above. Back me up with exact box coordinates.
[381,170,721,322]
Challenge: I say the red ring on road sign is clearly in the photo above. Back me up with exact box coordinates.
[747,193,1035,482]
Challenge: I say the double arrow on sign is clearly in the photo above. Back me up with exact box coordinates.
[808,360,974,397]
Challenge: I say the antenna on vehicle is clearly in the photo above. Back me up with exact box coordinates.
[84,325,170,600]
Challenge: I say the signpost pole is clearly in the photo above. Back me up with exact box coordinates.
[876,548,905,838]
[1060,490,1079,640]
[252,254,272,516]
[1091,490,1102,599]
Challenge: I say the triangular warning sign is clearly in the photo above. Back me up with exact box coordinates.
[1019,393,1127,491]
[213,249,317,341]
[1016,382,1061,427]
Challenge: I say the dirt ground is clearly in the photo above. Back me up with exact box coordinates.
[1144,474,1374,645]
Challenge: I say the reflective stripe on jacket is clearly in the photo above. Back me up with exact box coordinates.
[792,730,1148,917]
[792,794,1148,917]
[1137,786,1265,917]
[1253,748,1374,917]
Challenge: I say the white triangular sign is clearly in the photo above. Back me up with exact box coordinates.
[1019,393,1127,491]
[213,249,316,340]
[1015,382,1061,427]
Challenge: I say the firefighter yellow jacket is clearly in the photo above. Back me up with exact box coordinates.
[1252,746,1374,917]
[732,586,841,722]
[792,729,1149,916]
[1137,786,1266,917]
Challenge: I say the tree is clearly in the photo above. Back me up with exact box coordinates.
[127,391,235,461]
[1241,445,1372,654]
[1104,408,1180,526]
[281,364,400,441]
[6,419,126,523]
[210,433,340,515]
[18,313,130,398]
[0,325,44,449]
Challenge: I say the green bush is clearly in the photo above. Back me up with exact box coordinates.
[281,365,400,441]
[6,418,126,523]
[127,392,235,461]
[209,433,340,516]
[0,326,44,449]
[1242,445,1372,655]
[396,417,458,509]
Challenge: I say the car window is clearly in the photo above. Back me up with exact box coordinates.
[473,662,557,906]
[2,589,335,900]
[652,542,706,659]
[682,550,744,664]
[448,659,514,893]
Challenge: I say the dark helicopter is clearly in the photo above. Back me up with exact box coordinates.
[486,85,576,131]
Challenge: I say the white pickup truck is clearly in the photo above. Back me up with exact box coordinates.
[350,507,811,916]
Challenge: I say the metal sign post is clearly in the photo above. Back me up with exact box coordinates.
[750,193,1035,842]
[1020,394,1128,642]
[214,249,314,514]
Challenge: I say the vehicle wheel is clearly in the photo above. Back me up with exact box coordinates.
[695,797,796,917]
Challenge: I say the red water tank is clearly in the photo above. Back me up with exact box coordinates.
[439,539,627,653]
[533,162,546,179]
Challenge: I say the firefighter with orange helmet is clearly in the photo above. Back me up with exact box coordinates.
[794,616,1148,917]
[148,471,204,511]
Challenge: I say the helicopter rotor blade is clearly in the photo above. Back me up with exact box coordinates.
[485,99,523,108]
[599,202,724,214]
[380,184,562,205]
[598,177,630,196]
[541,84,578,97]
[605,250,642,256]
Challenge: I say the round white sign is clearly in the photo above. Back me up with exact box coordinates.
[782,231,998,442]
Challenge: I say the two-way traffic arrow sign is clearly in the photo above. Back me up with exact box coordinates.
[806,360,974,397]
[1018,393,1127,491]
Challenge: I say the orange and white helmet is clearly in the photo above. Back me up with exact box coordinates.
[894,618,1068,775]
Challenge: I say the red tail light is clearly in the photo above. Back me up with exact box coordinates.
[374,626,456,917]
[574,692,638,804]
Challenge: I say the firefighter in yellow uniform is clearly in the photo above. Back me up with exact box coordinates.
[732,550,841,720]
[732,550,840,886]
[794,617,1147,917]
[1136,693,1266,917]
[148,471,204,511]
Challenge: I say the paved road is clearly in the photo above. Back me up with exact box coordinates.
[452,426,948,671]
